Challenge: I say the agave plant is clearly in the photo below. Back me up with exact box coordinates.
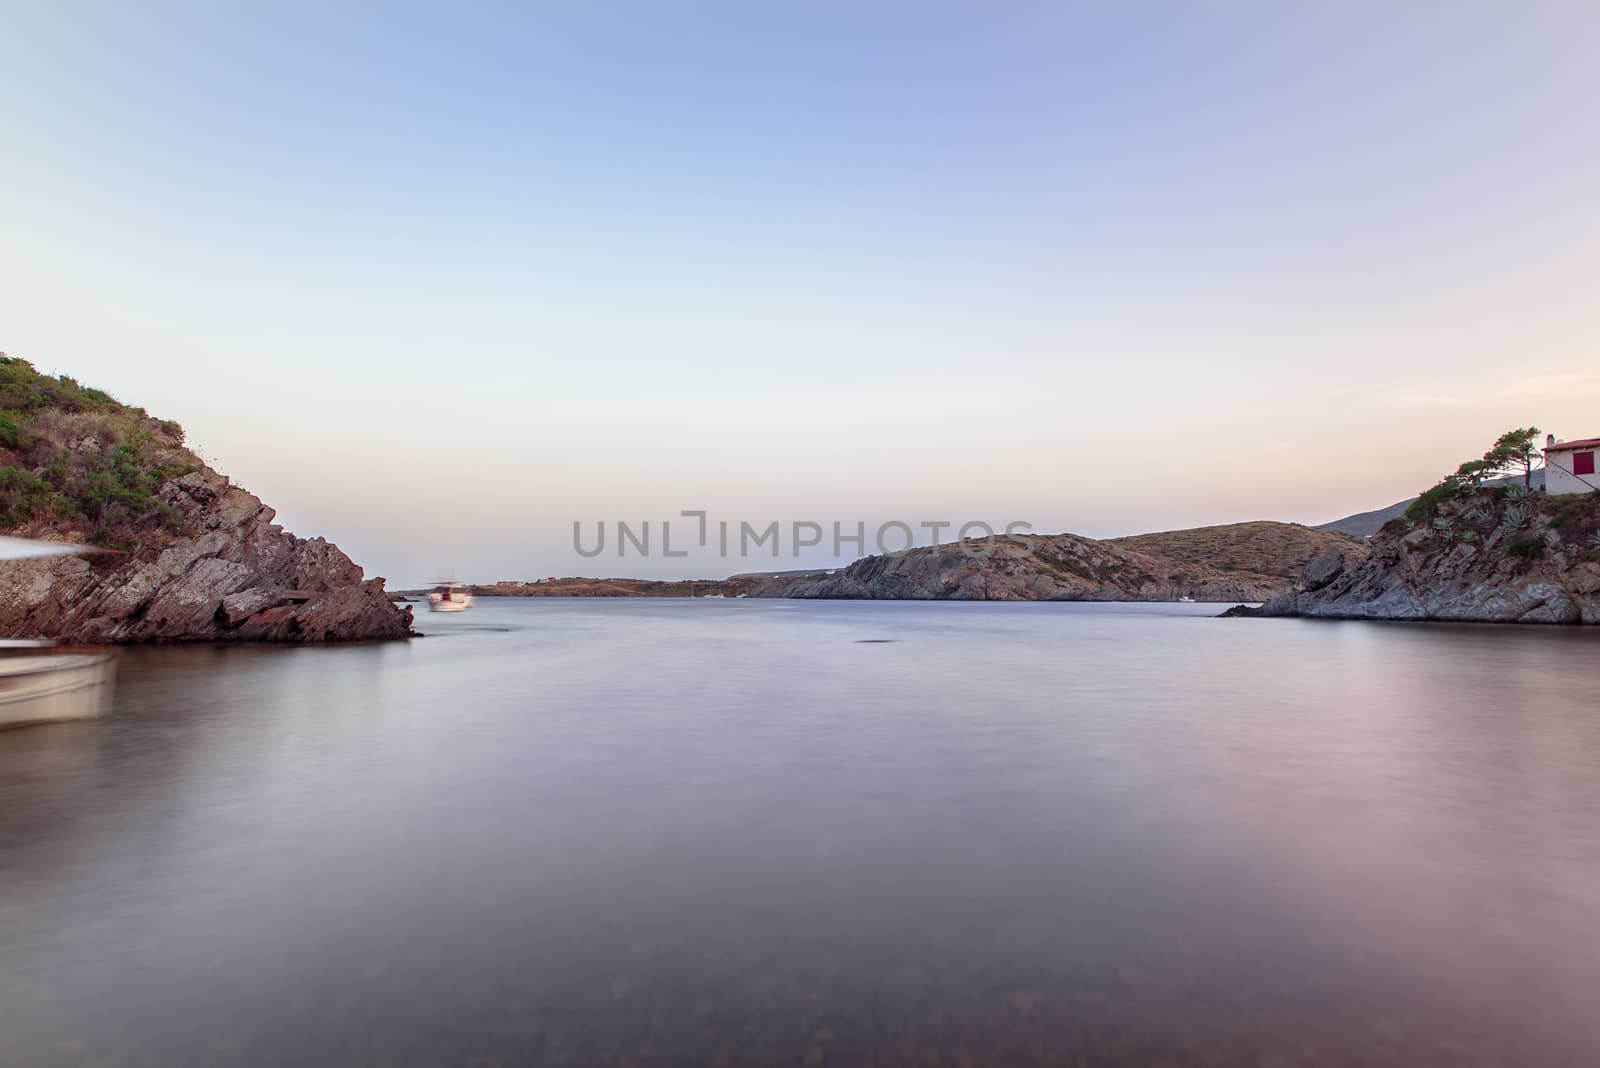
[1458,529,1479,543]
[1588,531,1600,551]
[1501,506,1530,530]
[1464,507,1490,524]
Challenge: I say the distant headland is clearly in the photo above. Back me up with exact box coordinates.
[434,521,1364,603]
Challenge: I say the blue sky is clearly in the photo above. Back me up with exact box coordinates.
[3,2,1598,584]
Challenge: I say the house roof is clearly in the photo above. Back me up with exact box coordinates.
[1544,437,1600,452]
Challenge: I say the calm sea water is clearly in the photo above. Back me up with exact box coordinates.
[3,599,1599,1066]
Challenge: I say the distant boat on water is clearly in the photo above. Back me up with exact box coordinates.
[427,581,473,613]
[0,537,117,730]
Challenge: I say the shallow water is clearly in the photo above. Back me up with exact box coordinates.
[3,599,1599,1066]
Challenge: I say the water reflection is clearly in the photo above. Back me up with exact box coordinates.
[3,602,1599,1065]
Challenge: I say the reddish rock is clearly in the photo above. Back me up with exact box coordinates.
[0,466,413,643]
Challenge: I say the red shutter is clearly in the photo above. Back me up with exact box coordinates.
[1574,451,1596,476]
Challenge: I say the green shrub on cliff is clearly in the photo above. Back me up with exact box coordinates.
[0,359,125,414]
[0,354,197,540]
[79,444,162,520]
[1404,479,1468,524]
[1405,427,1546,524]
[1506,534,1545,559]
[0,466,58,525]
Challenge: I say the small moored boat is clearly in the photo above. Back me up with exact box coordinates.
[0,643,117,730]
[0,536,117,730]
[427,581,474,613]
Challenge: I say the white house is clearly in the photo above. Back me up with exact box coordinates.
[1543,434,1600,495]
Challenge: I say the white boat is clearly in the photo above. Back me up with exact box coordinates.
[0,536,116,730]
[427,582,474,612]
[0,645,117,730]
[1177,595,1196,603]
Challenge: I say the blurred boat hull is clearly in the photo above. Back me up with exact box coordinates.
[427,587,473,612]
[0,651,117,730]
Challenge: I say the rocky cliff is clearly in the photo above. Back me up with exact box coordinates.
[743,528,1320,602]
[0,356,412,642]
[1231,487,1600,623]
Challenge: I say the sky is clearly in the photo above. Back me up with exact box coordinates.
[2,1,1598,585]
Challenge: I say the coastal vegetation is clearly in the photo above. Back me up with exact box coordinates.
[1381,427,1600,567]
[1401,427,1546,525]
[0,353,411,643]
[1318,430,1556,537]
[0,355,196,549]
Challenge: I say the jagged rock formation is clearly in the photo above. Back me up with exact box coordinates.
[0,356,412,642]
[1230,488,1600,623]
[743,531,1299,602]
[1,468,413,644]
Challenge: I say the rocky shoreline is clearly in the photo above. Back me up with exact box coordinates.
[1226,488,1600,624]
[0,357,412,644]
[1,469,413,643]
[738,527,1352,602]
[452,523,1359,605]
